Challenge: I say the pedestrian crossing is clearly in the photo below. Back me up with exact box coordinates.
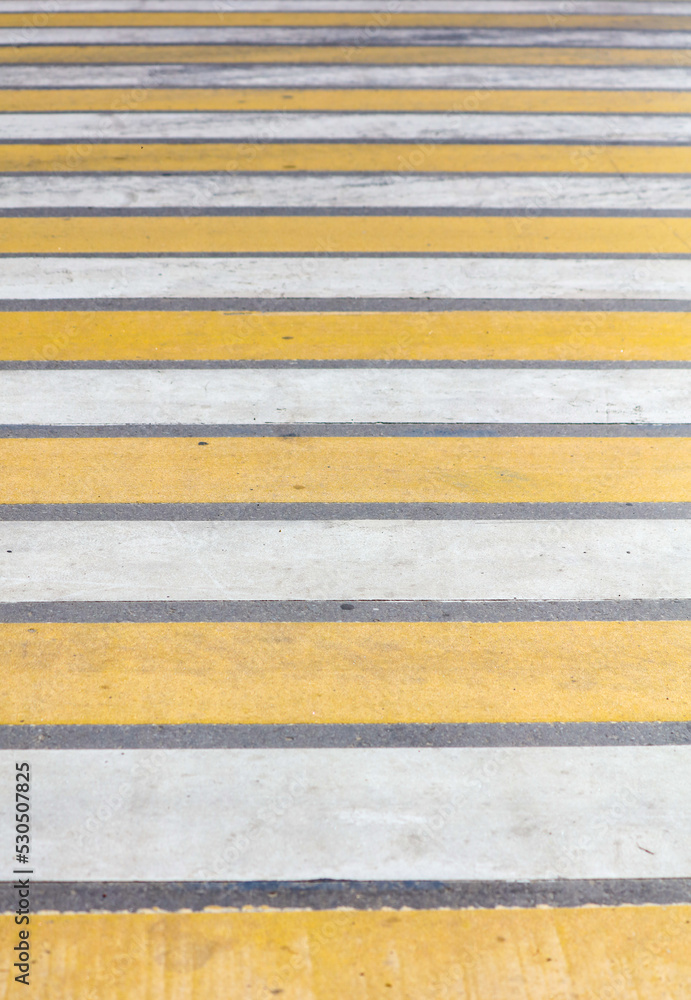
[1,0,691,995]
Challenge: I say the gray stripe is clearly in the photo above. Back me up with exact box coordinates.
[2,423,690,437]
[4,360,691,371]
[2,503,690,521]
[1,878,689,912]
[1,599,688,622]
[3,298,691,312]
[10,171,691,178]
[2,722,691,750]
[8,252,691,259]
[9,115,691,121]
[10,207,691,218]
[11,171,691,177]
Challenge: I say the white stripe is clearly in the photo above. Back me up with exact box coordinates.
[3,25,691,44]
[1,370,688,425]
[6,112,690,143]
[5,173,691,209]
[2,64,690,87]
[2,747,691,880]
[3,256,690,301]
[5,1,691,13]
[1,520,689,602]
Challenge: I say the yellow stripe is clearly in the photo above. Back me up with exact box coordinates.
[3,621,691,725]
[4,142,689,174]
[4,142,688,174]
[6,87,691,113]
[2,45,691,65]
[6,311,689,363]
[5,215,691,253]
[1,907,690,998]
[5,11,691,26]
[3,437,690,504]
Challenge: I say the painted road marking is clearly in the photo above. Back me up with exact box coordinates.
[1,907,690,998]
[4,45,691,65]
[6,172,691,209]
[6,143,691,173]
[1,369,689,425]
[2,621,690,725]
[7,12,691,27]
[3,437,690,502]
[2,0,691,983]
[8,88,691,113]
[6,110,691,141]
[7,215,691,253]
[2,747,691,880]
[2,519,690,602]
[7,0,691,11]
[6,26,691,44]
[5,256,691,300]
[2,311,690,361]
[4,64,691,87]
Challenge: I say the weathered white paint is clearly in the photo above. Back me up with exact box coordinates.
[1,519,690,602]
[2,25,690,44]
[1,747,690,881]
[1,369,688,425]
[3,255,689,300]
[1,64,689,88]
[5,173,691,209]
[5,111,691,142]
[5,1,691,13]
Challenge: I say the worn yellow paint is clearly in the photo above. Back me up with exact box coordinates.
[2,45,691,65]
[3,142,688,173]
[2,621,691,725]
[4,310,691,362]
[5,11,691,26]
[6,215,691,254]
[1,906,690,999]
[4,437,691,505]
[8,87,691,112]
